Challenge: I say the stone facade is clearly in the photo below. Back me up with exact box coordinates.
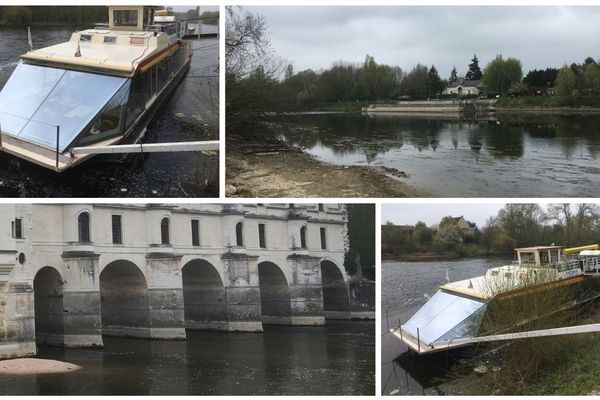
[0,203,355,359]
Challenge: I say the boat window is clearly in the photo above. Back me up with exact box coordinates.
[0,63,129,151]
[113,9,138,27]
[125,70,149,128]
[520,252,536,265]
[403,290,486,345]
[75,79,131,147]
[80,34,92,42]
[0,63,65,137]
[104,36,116,44]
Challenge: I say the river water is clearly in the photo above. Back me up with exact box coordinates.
[277,112,600,197]
[381,258,511,395]
[0,322,374,395]
[0,26,218,197]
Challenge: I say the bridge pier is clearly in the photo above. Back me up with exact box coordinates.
[145,254,186,339]
[222,253,263,331]
[288,254,325,326]
[61,252,103,348]
[0,282,36,359]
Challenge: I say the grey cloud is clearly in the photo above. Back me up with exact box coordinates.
[247,6,600,77]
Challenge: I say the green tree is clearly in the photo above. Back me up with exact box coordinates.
[582,62,600,95]
[427,65,443,97]
[449,66,458,83]
[554,65,577,96]
[344,204,375,279]
[400,64,429,100]
[482,55,523,94]
[466,54,482,81]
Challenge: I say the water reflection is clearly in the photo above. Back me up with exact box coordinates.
[276,113,600,196]
[0,322,374,395]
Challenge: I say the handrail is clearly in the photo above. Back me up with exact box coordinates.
[55,125,60,169]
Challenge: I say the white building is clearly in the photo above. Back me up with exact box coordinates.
[443,79,486,97]
[0,203,368,359]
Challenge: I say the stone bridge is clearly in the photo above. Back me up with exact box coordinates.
[0,203,372,359]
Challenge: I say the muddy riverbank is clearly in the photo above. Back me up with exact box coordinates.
[226,140,423,198]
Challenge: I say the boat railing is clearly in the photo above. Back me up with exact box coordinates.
[0,119,63,170]
[94,22,109,30]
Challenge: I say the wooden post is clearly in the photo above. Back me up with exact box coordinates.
[417,328,421,353]
[0,122,2,148]
[55,125,60,170]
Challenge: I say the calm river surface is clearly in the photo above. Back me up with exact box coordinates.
[381,258,511,395]
[0,322,374,395]
[0,26,218,197]
[278,112,600,197]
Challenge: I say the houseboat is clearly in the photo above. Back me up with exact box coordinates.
[393,245,600,354]
[0,6,192,172]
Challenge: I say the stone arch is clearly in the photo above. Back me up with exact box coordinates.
[320,259,350,319]
[258,261,291,325]
[33,266,65,346]
[182,259,227,330]
[99,259,150,338]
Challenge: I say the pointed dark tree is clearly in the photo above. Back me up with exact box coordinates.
[466,54,482,81]
[449,66,458,83]
[428,65,443,97]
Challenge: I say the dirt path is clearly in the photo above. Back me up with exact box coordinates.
[226,143,425,198]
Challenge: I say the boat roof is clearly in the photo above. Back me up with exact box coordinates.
[440,275,491,300]
[515,245,564,252]
[21,28,178,77]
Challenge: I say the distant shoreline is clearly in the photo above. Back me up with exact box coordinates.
[382,254,512,262]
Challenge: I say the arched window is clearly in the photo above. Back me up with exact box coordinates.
[161,217,170,245]
[300,226,307,249]
[236,222,244,247]
[78,212,90,242]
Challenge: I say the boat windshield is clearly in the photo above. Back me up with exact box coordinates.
[0,63,129,152]
[402,290,486,345]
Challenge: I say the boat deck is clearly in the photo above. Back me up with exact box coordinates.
[22,29,174,76]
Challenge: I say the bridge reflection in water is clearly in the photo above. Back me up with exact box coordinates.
[0,321,374,395]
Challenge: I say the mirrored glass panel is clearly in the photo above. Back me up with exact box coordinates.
[76,80,131,146]
[403,290,486,345]
[0,63,65,135]
[19,70,128,151]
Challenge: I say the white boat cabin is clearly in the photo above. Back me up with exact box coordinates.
[0,6,191,171]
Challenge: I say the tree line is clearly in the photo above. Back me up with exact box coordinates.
[225,7,600,141]
[382,204,600,259]
[0,6,107,26]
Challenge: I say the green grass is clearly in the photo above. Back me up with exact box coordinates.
[497,95,600,109]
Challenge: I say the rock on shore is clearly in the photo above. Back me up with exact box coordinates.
[0,358,81,375]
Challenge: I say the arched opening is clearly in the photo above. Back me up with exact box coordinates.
[33,266,64,346]
[320,260,350,319]
[161,217,170,245]
[78,212,90,242]
[100,260,149,338]
[258,261,291,325]
[235,221,244,246]
[182,259,227,330]
[300,226,307,249]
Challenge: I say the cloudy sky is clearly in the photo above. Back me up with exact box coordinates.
[248,6,600,78]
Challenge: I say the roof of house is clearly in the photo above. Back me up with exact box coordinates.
[447,79,486,89]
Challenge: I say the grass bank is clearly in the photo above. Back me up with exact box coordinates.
[496,95,600,112]
[440,297,600,395]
